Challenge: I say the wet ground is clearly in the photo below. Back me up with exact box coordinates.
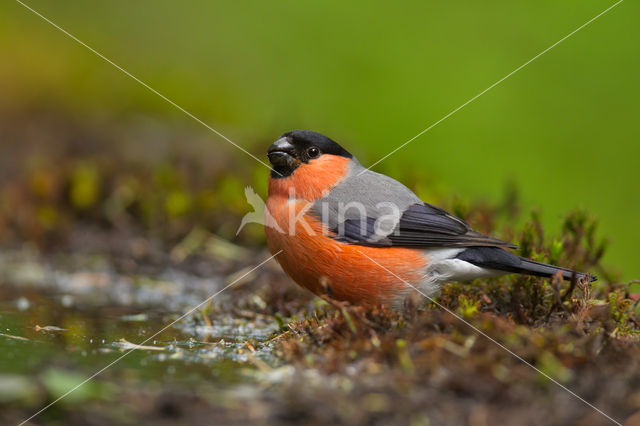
[2,238,639,426]
[0,239,308,425]
[0,247,280,364]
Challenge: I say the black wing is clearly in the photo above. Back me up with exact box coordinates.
[332,202,517,249]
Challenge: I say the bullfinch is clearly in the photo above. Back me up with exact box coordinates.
[265,130,595,308]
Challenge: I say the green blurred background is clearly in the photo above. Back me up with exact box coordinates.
[1,0,638,279]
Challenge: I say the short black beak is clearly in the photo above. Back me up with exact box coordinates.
[267,137,297,171]
[267,151,292,168]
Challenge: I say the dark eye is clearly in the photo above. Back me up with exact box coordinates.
[307,147,320,158]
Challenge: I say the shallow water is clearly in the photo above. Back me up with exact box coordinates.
[0,248,283,413]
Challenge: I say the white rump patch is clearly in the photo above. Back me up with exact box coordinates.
[392,248,505,308]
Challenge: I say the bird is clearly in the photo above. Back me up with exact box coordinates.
[264,129,595,308]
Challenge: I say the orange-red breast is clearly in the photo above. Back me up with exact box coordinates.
[265,130,595,308]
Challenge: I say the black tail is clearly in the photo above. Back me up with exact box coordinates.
[456,247,597,282]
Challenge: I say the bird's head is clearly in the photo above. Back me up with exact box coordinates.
[266,130,355,200]
[267,130,353,178]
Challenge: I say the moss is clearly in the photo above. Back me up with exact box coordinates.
[249,203,640,423]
